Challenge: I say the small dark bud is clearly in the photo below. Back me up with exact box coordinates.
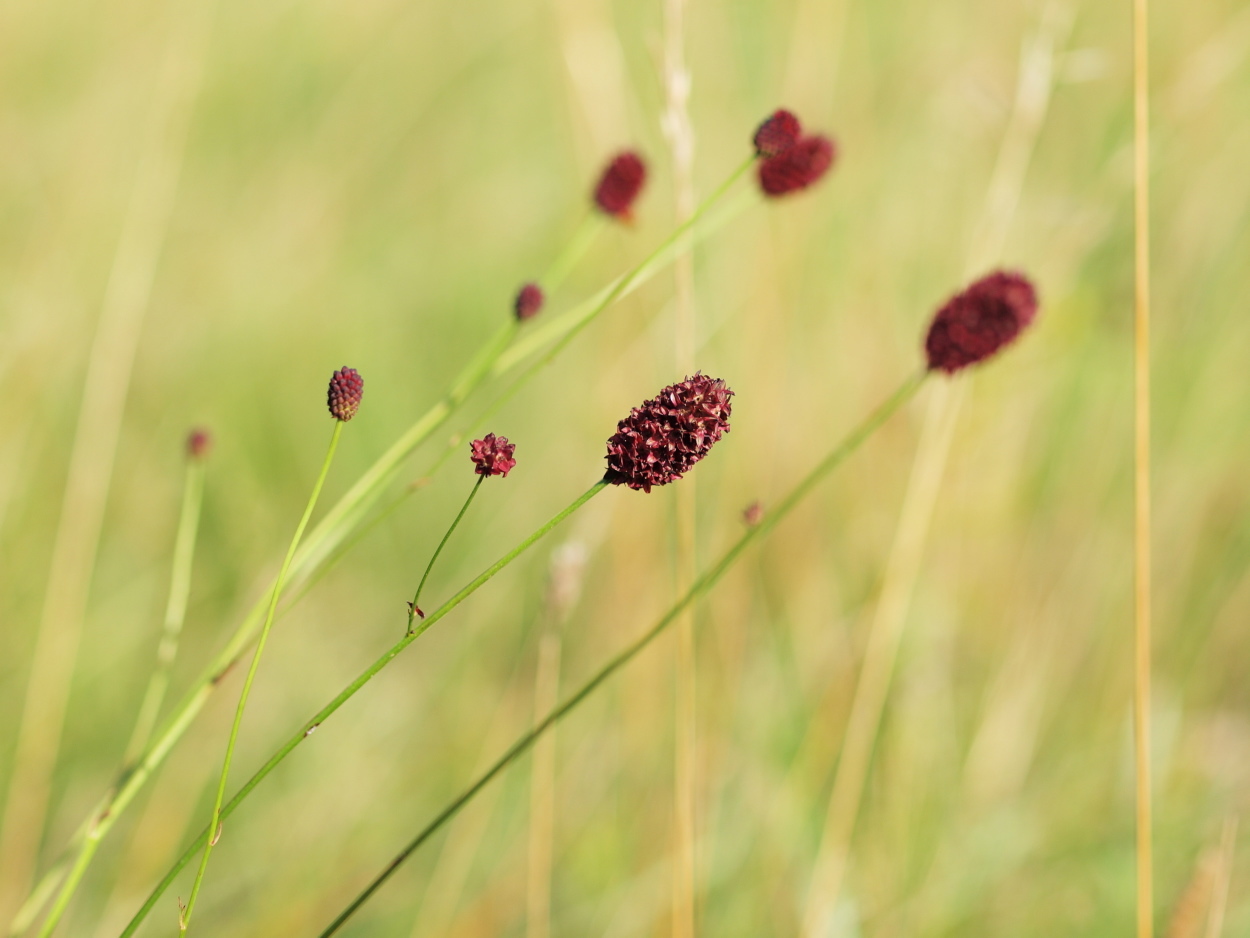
[743,501,764,526]
[924,271,1039,373]
[758,135,836,197]
[514,283,545,322]
[470,433,517,478]
[753,109,802,157]
[605,374,733,493]
[186,428,212,460]
[407,601,425,620]
[327,367,364,422]
[594,151,647,220]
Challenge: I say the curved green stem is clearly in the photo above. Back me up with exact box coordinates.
[118,480,607,937]
[407,476,485,633]
[26,457,207,938]
[316,372,929,936]
[180,420,344,932]
[541,214,603,293]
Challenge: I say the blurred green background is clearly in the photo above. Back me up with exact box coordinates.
[2,0,1249,934]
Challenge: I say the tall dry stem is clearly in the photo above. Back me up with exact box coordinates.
[661,0,698,934]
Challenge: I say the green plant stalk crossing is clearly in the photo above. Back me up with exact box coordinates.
[181,419,345,932]
[316,371,930,935]
[28,457,207,938]
[118,480,608,937]
[16,152,760,935]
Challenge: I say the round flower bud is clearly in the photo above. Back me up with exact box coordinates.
[514,283,545,322]
[470,433,517,477]
[186,428,212,460]
[753,109,802,157]
[594,151,647,220]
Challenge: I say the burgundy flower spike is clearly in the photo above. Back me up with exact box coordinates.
[514,283,544,322]
[594,151,647,220]
[470,433,517,478]
[753,109,802,157]
[924,271,1039,373]
[327,367,364,422]
[186,428,212,460]
[605,374,733,493]
[758,135,836,197]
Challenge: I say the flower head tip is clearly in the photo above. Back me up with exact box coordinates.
[594,151,647,220]
[924,270,1039,373]
[753,109,802,157]
[470,433,517,478]
[514,283,544,322]
[186,428,212,460]
[605,373,733,492]
[327,367,364,422]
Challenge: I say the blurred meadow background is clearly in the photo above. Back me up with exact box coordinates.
[2,0,1250,934]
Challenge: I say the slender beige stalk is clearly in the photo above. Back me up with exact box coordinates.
[0,5,213,922]
[526,634,562,938]
[662,0,698,934]
[1132,0,1154,933]
[1204,817,1237,938]
[799,9,1069,931]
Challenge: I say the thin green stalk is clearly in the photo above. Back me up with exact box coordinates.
[316,372,929,936]
[541,214,603,293]
[126,457,207,764]
[407,476,485,633]
[26,456,207,938]
[180,420,345,932]
[119,481,607,937]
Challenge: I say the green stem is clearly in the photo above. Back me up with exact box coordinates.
[26,458,207,938]
[125,459,206,764]
[407,476,485,634]
[180,420,344,933]
[541,214,603,293]
[118,481,608,937]
[316,372,930,936]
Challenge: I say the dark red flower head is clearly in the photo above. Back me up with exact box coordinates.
[924,271,1039,373]
[470,433,517,477]
[327,366,364,422]
[605,374,733,492]
[758,134,836,197]
[594,151,647,220]
[514,283,544,322]
[186,428,212,460]
[753,109,802,157]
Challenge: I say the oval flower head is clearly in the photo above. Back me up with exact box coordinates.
[327,366,364,421]
[924,270,1039,373]
[594,151,647,220]
[470,433,517,477]
[604,373,733,492]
